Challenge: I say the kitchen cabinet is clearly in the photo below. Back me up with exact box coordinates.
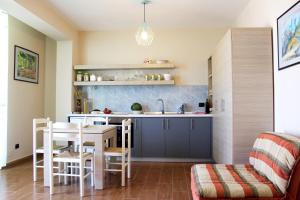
[141,118,165,157]
[68,115,213,160]
[190,118,212,158]
[164,118,190,158]
[132,118,142,157]
[211,28,273,163]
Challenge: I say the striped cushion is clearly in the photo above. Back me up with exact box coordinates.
[191,164,282,198]
[249,132,300,194]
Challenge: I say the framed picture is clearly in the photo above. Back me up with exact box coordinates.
[14,45,39,84]
[277,1,300,70]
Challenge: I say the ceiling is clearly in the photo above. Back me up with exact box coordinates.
[42,0,250,31]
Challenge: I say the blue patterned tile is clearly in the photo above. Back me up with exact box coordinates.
[82,85,208,112]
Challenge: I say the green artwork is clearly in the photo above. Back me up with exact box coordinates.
[14,45,39,83]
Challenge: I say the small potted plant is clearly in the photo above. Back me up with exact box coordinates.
[131,102,143,114]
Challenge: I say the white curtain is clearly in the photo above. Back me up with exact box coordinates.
[0,10,8,169]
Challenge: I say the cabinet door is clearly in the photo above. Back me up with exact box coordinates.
[190,118,212,158]
[165,118,190,158]
[141,118,165,157]
[132,118,142,157]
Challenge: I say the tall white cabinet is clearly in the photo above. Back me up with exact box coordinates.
[211,28,274,164]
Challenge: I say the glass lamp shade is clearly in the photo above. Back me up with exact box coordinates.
[135,22,154,46]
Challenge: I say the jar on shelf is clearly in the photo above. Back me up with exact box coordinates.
[90,74,96,82]
[83,72,89,82]
[76,71,83,82]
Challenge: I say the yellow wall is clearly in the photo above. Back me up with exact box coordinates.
[44,37,56,120]
[7,16,45,162]
[79,28,226,85]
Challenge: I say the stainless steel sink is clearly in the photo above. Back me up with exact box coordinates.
[143,112,178,115]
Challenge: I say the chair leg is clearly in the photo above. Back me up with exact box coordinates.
[91,158,94,187]
[64,162,68,185]
[121,156,125,187]
[50,161,54,195]
[58,162,62,183]
[127,155,131,179]
[80,161,84,197]
[33,153,37,182]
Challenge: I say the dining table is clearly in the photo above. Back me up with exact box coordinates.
[43,124,117,190]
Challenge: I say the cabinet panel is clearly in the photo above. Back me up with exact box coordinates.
[141,118,165,157]
[190,118,212,158]
[132,118,142,157]
[165,118,190,158]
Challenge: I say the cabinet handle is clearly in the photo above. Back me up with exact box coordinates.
[134,119,137,130]
[166,119,169,130]
[190,119,194,130]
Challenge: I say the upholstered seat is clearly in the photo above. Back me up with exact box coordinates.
[191,132,300,200]
[191,164,282,199]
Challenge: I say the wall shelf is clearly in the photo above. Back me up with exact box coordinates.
[74,63,175,70]
[74,80,175,86]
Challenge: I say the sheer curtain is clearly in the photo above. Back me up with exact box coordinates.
[0,10,8,169]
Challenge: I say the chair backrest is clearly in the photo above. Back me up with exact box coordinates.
[83,117,108,126]
[33,118,50,150]
[49,122,84,158]
[249,132,300,194]
[122,119,131,152]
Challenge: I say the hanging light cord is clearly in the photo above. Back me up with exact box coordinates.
[143,2,146,23]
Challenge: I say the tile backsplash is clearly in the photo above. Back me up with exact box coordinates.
[83,85,208,113]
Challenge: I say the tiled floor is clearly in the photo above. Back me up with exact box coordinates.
[0,160,194,200]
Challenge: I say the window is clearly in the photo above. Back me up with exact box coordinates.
[0,10,8,168]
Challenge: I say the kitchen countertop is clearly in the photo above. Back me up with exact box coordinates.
[68,112,213,118]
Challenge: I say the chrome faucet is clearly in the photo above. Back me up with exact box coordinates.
[157,98,165,114]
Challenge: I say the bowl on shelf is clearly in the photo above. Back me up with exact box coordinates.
[163,74,172,81]
[154,60,169,64]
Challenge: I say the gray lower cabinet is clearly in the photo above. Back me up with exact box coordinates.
[141,118,165,157]
[189,117,212,158]
[132,118,142,157]
[165,118,190,158]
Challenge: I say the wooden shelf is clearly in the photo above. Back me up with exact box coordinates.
[74,80,175,86]
[74,63,175,70]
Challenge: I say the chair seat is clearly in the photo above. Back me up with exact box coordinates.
[36,145,69,154]
[104,147,129,156]
[83,141,95,147]
[191,164,283,199]
[53,151,93,163]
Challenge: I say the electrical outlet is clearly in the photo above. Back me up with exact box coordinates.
[198,102,205,107]
[15,144,19,149]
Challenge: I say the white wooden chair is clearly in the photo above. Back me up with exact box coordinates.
[82,117,109,151]
[49,122,94,197]
[104,119,131,186]
[32,118,69,182]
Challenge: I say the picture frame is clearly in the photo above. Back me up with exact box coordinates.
[14,45,39,84]
[277,1,300,70]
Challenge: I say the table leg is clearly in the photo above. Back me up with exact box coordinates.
[93,135,104,189]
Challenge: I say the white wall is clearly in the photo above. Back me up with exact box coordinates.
[234,0,300,135]
[44,37,56,120]
[56,41,73,121]
[7,16,45,162]
[79,28,226,85]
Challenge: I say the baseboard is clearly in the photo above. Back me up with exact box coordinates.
[3,154,33,169]
[131,157,215,163]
